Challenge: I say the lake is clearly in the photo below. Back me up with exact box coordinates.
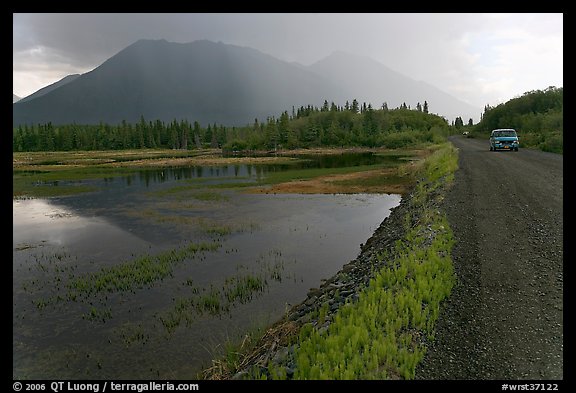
[13,153,401,379]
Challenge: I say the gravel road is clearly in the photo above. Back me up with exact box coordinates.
[415,136,563,379]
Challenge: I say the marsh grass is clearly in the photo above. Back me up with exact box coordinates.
[67,241,220,299]
[224,275,266,304]
[158,273,266,334]
[158,249,287,335]
[115,322,150,347]
[21,241,220,325]
[197,219,233,237]
[83,306,113,323]
[196,287,223,315]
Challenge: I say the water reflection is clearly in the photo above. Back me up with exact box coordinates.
[42,152,401,191]
[13,199,149,258]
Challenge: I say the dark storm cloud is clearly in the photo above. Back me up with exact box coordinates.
[13,13,563,106]
[14,13,481,67]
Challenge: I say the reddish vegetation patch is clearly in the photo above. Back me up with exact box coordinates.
[246,168,410,195]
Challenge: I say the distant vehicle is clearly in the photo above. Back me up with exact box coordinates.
[490,129,519,151]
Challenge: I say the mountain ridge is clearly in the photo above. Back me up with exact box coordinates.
[307,50,479,121]
[17,74,80,104]
[13,39,481,127]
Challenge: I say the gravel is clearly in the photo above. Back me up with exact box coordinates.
[415,136,563,380]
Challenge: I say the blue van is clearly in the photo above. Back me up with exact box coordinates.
[490,129,519,151]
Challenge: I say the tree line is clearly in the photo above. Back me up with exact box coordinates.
[12,99,452,152]
[473,86,563,153]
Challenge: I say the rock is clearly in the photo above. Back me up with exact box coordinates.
[304,296,317,306]
[272,347,289,364]
[232,371,249,380]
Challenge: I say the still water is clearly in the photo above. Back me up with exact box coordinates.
[13,155,401,379]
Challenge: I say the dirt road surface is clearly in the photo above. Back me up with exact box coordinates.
[416,136,563,379]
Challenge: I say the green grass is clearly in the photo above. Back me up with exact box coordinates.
[158,273,267,334]
[67,241,220,298]
[159,250,286,335]
[285,143,458,380]
[82,306,113,323]
[37,241,223,325]
[224,275,266,303]
[196,287,223,315]
[115,322,150,347]
[202,224,233,237]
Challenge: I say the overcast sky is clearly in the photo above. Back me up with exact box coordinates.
[13,13,563,108]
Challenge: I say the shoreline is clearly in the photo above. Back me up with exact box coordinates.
[201,143,457,380]
[202,178,416,379]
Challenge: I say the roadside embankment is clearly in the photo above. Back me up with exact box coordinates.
[201,142,459,380]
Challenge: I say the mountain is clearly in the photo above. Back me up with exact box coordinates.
[307,51,480,123]
[13,39,481,127]
[13,39,344,127]
[18,74,80,103]
[13,94,20,103]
